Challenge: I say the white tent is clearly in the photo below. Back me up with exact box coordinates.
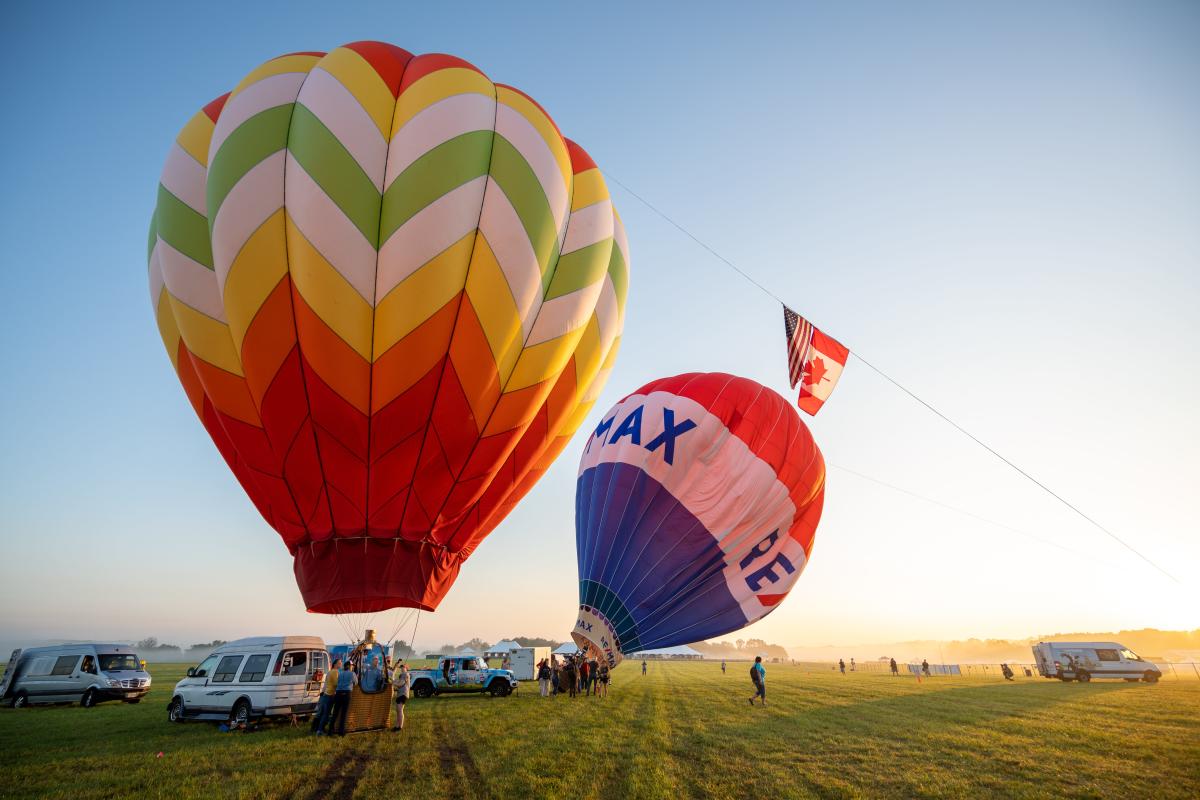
[553,642,579,656]
[635,645,703,660]
[486,640,522,654]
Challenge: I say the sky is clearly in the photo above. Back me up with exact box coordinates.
[1,0,1197,655]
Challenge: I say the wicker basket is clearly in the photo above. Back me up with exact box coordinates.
[343,684,392,732]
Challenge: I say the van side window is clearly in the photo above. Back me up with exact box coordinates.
[51,656,79,676]
[309,652,329,678]
[1096,649,1120,662]
[81,656,97,675]
[29,657,54,676]
[239,655,271,683]
[277,651,308,677]
[213,655,244,683]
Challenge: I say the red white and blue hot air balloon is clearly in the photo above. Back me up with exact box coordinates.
[571,373,826,668]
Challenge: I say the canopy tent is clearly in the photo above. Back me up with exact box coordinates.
[553,642,580,656]
[484,640,522,657]
[632,645,703,660]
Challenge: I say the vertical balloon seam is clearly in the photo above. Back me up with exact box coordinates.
[362,46,413,543]
[392,68,500,546]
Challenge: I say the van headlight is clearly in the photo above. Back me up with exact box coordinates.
[108,679,123,687]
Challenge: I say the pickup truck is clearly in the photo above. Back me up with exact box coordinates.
[410,656,518,697]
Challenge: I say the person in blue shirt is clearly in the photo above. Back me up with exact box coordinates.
[749,656,766,706]
[360,656,384,693]
[330,660,358,736]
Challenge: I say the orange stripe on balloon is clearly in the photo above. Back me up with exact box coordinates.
[291,286,370,415]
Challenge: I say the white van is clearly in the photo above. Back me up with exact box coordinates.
[1,644,151,708]
[168,636,328,725]
[1031,641,1162,683]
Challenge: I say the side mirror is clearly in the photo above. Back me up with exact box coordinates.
[186,668,195,678]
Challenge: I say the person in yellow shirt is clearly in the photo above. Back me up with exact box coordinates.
[311,658,341,736]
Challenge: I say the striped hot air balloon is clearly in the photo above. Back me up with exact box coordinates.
[148,42,629,614]
[572,374,824,668]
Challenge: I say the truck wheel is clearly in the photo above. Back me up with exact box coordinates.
[1124,678,1139,682]
[168,698,185,723]
[488,680,509,697]
[1075,671,1090,683]
[81,689,97,708]
[231,699,251,727]
[1143,671,1159,683]
[12,691,28,709]
[413,681,433,698]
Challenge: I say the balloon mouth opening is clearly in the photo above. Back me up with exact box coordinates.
[572,605,623,669]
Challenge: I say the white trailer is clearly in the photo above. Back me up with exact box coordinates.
[505,647,550,681]
[1031,641,1161,683]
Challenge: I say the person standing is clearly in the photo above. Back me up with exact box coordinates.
[641,659,647,676]
[598,663,609,698]
[721,660,726,675]
[330,660,357,736]
[921,659,931,677]
[748,656,766,706]
[391,661,410,731]
[839,659,845,675]
[889,658,898,676]
[579,658,590,697]
[588,658,599,696]
[312,658,341,735]
[361,656,384,693]
[551,660,561,697]
[850,658,856,672]
[537,659,551,697]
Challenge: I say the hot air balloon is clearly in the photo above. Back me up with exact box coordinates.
[571,373,824,668]
[148,42,629,615]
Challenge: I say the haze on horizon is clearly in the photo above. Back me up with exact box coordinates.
[1,1,1197,654]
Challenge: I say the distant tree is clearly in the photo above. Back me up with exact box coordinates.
[439,643,459,655]
[511,636,564,649]
[736,639,745,651]
[136,637,158,650]
[391,640,414,659]
[460,638,490,653]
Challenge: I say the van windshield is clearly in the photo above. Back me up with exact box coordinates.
[99,654,140,672]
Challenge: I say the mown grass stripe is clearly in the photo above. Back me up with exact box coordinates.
[380,130,494,243]
[287,103,382,248]
[206,104,294,224]
[155,185,213,269]
[545,240,611,301]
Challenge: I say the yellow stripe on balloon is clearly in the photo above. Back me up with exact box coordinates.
[390,68,496,138]
[316,48,397,138]
[229,54,323,100]
[570,169,608,212]
[222,209,289,354]
[166,294,244,376]
[463,236,522,370]
[176,111,216,168]
[506,335,579,393]
[284,214,374,360]
[373,231,474,358]
[496,86,571,191]
[155,290,183,372]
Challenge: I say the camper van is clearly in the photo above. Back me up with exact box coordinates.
[168,636,328,725]
[1031,641,1161,683]
[1,644,151,708]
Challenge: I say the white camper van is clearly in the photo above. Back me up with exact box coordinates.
[168,636,328,725]
[1,644,151,708]
[1031,641,1161,683]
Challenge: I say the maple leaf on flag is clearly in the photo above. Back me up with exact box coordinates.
[803,357,828,387]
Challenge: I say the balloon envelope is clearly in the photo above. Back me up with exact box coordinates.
[572,373,824,667]
[148,42,628,613]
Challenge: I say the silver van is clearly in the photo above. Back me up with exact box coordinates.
[168,636,328,725]
[1,644,151,707]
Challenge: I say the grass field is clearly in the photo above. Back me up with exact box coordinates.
[1,660,1197,799]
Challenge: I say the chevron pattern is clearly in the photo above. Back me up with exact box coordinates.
[148,42,629,613]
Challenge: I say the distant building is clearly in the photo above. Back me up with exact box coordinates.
[635,645,703,660]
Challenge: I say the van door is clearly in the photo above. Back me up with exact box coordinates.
[1094,647,1123,677]
[235,654,272,712]
[273,650,310,711]
[178,654,220,711]
[459,657,483,688]
[47,654,82,700]
[207,655,245,714]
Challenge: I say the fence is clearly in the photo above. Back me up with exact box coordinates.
[784,659,1200,680]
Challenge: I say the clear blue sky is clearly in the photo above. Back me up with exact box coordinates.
[1,0,1197,652]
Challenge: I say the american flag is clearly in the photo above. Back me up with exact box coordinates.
[782,306,814,389]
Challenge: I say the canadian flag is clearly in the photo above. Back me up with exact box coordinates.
[797,330,849,415]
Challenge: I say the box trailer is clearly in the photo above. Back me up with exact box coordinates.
[505,647,550,681]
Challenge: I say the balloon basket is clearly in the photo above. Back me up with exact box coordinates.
[344,685,392,733]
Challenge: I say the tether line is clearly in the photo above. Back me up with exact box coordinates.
[606,173,1178,585]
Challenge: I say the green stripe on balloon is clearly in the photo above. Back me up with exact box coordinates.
[606,243,628,308]
[205,104,294,225]
[286,103,382,248]
[487,136,559,284]
[378,130,494,242]
[544,239,612,301]
[155,185,214,269]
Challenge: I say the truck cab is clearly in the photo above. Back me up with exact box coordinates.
[409,656,517,697]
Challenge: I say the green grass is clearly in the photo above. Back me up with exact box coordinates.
[1,661,1197,799]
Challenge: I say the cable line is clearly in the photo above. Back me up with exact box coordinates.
[606,174,1178,584]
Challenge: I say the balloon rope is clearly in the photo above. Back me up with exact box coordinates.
[604,173,1178,585]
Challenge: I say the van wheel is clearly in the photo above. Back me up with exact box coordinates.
[12,691,28,709]
[168,698,185,723]
[1124,678,1140,682]
[1075,671,1090,683]
[1144,671,1159,683]
[81,689,97,708]
[231,699,251,726]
